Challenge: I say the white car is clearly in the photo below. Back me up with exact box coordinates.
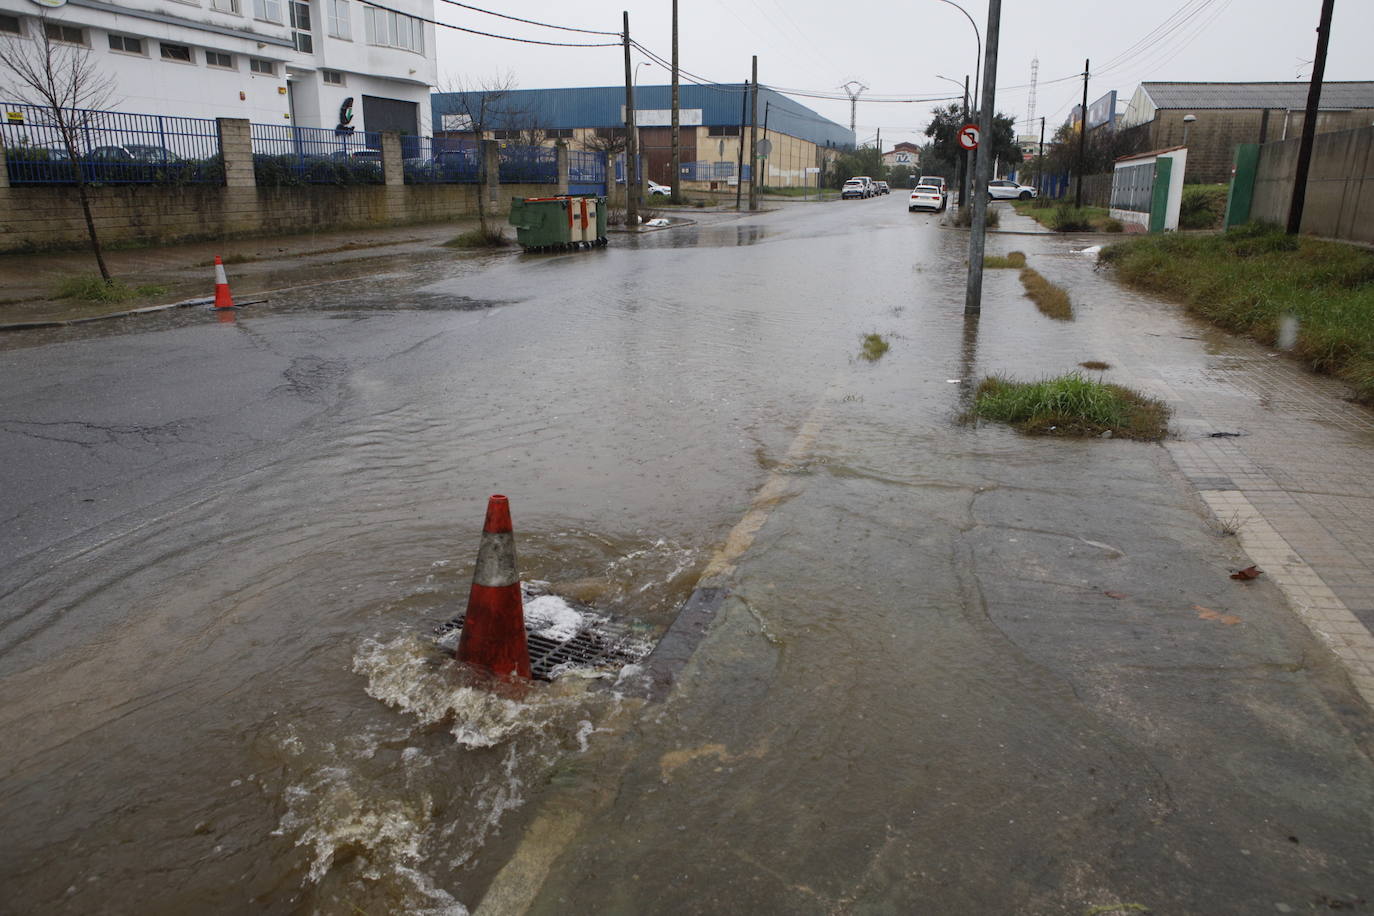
[988,179,1037,200]
[842,177,872,200]
[908,184,945,213]
[646,180,671,197]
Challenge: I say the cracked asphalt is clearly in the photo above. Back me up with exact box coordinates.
[1,197,1371,914]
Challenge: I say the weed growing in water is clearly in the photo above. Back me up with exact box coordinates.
[55,276,168,302]
[446,227,510,249]
[1019,268,1073,320]
[860,333,890,361]
[970,372,1170,440]
[985,251,1027,269]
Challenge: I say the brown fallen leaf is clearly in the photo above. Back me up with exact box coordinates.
[1104,591,1127,599]
[1230,565,1263,581]
[1194,605,1242,625]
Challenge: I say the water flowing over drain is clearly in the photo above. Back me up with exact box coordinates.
[435,612,652,681]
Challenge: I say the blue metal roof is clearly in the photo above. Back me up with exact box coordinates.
[430,85,854,149]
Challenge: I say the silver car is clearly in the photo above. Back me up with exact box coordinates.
[988,179,1037,200]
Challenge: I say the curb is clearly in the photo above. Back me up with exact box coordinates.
[0,296,215,332]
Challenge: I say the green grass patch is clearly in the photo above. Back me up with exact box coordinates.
[1019,268,1073,320]
[971,372,1170,440]
[1101,223,1374,403]
[860,333,890,361]
[54,276,168,303]
[949,205,1000,228]
[1179,183,1229,230]
[985,251,1027,269]
[1103,218,1124,233]
[1014,201,1113,232]
[445,227,509,249]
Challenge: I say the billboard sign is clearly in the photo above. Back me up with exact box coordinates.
[1086,90,1117,131]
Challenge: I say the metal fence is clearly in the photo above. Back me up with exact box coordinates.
[497,144,557,184]
[404,136,480,184]
[569,149,606,185]
[680,160,739,181]
[250,122,383,186]
[1,102,222,185]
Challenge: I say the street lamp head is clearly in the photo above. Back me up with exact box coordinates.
[1183,113,1197,123]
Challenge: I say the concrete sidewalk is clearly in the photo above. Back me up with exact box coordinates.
[1001,206,1374,709]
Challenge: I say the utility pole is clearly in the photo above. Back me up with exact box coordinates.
[964,0,1001,315]
[876,127,881,153]
[622,11,639,228]
[1075,58,1089,208]
[1037,115,1045,195]
[748,56,759,211]
[1288,0,1336,235]
[736,78,747,210]
[670,0,682,203]
[959,74,970,207]
[762,100,770,191]
[842,80,867,136]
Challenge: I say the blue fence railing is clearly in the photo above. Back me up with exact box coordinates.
[1,103,222,185]
[250,123,383,186]
[569,149,607,186]
[404,136,480,184]
[497,144,557,184]
[680,160,739,181]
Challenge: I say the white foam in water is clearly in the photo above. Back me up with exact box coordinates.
[523,594,584,642]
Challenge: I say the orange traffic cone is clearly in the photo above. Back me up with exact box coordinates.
[456,495,531,679]
[213,255,236,310]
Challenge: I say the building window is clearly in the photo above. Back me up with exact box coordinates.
[708,125,740,137]
[44,22,84,44]
[322,69,344,86]
[326,0,350,39]
[160,43,193,63]
[0,14,22,34]
[206,50,234,68]
[107,34,143,54]
[547,128,573,139]
[594,127,626,139]
[363,6,422,52]
[249,57,276,75]
[253,0,282,23]
[210,0,240,12]
[289,1,312,52]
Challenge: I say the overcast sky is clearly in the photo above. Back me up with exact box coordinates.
[434,1,1372,148]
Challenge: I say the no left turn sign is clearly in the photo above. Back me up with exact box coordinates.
[958,124,980,150]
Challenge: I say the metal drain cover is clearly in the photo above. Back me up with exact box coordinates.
[434,612,652,682]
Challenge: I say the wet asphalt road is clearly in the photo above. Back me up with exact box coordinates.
[1,196,1372,914]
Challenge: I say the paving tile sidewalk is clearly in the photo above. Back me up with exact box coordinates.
[999,206,1374,708]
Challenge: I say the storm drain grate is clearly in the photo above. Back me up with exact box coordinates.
[434,613,652,682]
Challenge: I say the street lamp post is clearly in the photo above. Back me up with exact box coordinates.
[936,73,971,207]
[1182,112,1197,147]
[632,61,652,195]
[932,0,981,107]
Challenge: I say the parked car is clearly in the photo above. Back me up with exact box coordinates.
[84,144,188,181]
[875,180,890,195]
[841,178,869,199]
[851,175,875,197]
[988,178,1038,200]
[918,175,947,193]
[908,184,945,213]
[646,179,671,197]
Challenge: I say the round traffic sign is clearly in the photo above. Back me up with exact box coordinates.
[958,124,980,151]
[756,138,773,158]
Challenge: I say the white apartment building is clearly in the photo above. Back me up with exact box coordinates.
[0,0,436,134]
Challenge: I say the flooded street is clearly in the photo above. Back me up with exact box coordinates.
[2,198,1372,914]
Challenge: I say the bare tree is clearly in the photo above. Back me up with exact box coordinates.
[433,73,526,240]
[0,18,115,280]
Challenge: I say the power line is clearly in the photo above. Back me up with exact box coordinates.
[360,0,619,47]
[434,0,619,37]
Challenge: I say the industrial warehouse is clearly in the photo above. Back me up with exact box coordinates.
[430,83,854,190]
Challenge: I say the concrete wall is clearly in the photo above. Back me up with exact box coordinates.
[1250,125,1374,245]
[0,122,559,252]
[1149,107,1374,185]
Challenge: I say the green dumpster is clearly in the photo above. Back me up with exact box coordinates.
[508,196,607,252]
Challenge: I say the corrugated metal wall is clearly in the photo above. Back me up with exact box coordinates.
[430,85,853,150]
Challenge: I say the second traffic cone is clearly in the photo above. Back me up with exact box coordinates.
[456,495,531,679]
[213,255,236,310]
